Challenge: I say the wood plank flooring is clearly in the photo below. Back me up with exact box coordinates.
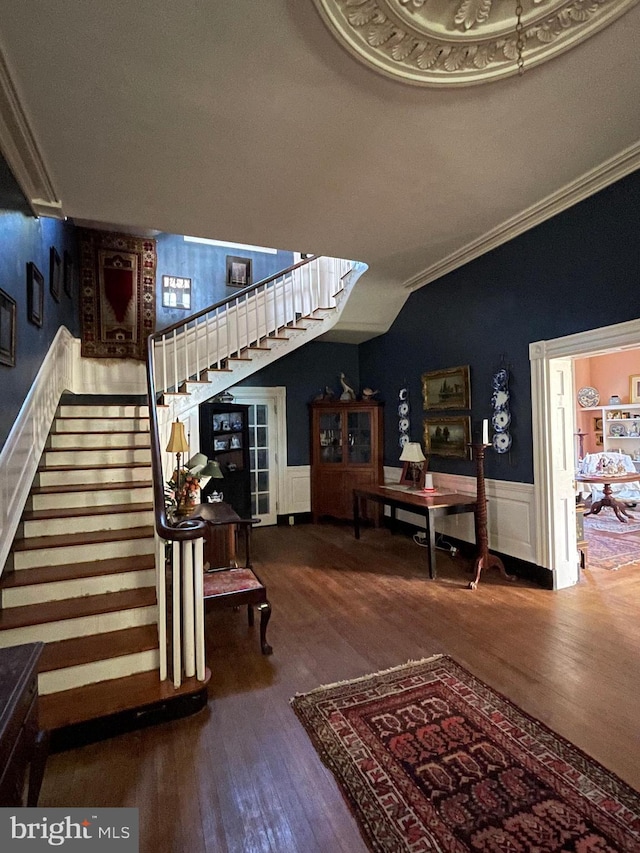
[38,522,640,853]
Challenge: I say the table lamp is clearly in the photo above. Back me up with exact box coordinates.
[166,419,189,498]
[400,442,427,489]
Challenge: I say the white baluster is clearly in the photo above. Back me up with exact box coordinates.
[156,534,167,681]
[193,538,205,681]
[182,540,195,678]
[172,329,179,393]
[172,540,182,688]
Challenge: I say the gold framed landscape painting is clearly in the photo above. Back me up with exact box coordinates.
[423,416,471,459]
[422,365,470,410]
[630,374,640,404]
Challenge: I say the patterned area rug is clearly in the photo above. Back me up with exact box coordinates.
[292,656,640,852]
[584,512,640,534]
[584,514,640,571]
[80,229,156,360]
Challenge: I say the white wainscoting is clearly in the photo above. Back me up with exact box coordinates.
[286,466,311,516]
[70,339,146,395]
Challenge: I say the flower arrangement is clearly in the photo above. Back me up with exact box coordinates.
[167,467,202,514]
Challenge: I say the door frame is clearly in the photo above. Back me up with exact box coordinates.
[228,385,287,525]
[530,318,640,589]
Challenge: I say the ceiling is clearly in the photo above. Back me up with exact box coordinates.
[0,0,638,342]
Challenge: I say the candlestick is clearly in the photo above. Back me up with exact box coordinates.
[482,419,489,445]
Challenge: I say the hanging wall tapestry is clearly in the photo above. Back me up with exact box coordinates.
[80,230,156,361]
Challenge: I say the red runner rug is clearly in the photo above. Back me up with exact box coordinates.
[80,229,156,360]
[291,655,640,852]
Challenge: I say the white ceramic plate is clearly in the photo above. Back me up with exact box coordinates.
[492,410,511,432]
[577,386,600,408]
[493,431,512,453]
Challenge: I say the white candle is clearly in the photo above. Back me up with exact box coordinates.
[423,473,434,490]
[482,419,489,445]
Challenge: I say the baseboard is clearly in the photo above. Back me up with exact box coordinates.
[277,512,312,526]
[49,684,209,753]
[385,518,553,590]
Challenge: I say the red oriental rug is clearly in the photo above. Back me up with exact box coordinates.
[80,229,156,360]
[291,655,640,852]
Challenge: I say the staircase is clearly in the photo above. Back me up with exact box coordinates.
[0,398,206,742]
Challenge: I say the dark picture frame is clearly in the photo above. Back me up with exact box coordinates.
[63,250,73,298]
[226,255,252,288]
[27,261,44,327]
[161,275,192,309]
[422,365,471,410]
[423,415,471,459]
[399,460,426,489]
[49,247,61,302]
[0,288,16,367]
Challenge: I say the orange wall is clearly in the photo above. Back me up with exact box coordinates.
[575,351,640,455]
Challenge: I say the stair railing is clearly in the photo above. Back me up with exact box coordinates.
[146,255,352,688]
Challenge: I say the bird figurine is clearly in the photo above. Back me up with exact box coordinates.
[339,372,356,401]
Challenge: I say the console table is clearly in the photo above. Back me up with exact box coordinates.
[352,485,476,579]
[0,642,48,806]
[575,472,640,522]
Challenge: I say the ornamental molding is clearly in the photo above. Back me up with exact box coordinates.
[312,0,639,85]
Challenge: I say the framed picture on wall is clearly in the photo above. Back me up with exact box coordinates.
[49,247,61,302]
[226,255,252,288]
[423,416,471,459]
[162,275,192,309]
[630,374,640,404]
[421,365,471,410]
[0,288,16,367]
[27,261,44,327]
[63,250,73,298]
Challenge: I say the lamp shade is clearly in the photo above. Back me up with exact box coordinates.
[185,452,208,473]
[200,460,224,478]
[166,419,189,453]
[399,442,426,463]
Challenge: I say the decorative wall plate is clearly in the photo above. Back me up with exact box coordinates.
[493,431,512,453]
[492,410,511,432]
[398,402,409,416]
[577,386,600,408]
[610,422,627,437]
[491,388,510,410]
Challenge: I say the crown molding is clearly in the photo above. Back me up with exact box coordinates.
[404,142,640,292]
[0,49,62,218]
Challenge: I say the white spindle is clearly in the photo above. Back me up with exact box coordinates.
[172,540,182,688]
[161,337,168,395]
[172,329,179,393]
[205,309,211,371]
[244,294,250,351]
[156,534,167,681]
[182,540,195,678]
[234,298,240,355]
[193,539,205,681]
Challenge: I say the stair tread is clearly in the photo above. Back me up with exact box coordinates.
[46,443,150,451]
[0,587,156,631]
[39,624,159,673]
[22,502,153,521]
[51,429,149,435]
[13,525,155,552]
[31,479,153,495]
[2,554,156,588]
[38,462,151,473]
[39,668,210,731]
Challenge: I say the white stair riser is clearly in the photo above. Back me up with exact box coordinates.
[43,447,151,466]
[58,405,149,418]
[54,417,149,433]
[31,486,154,511]
[23,510,154,538]
[14,538,155,570]
[0,605,158,648]
[49,432,150,449]
[38,649,160,696]
[36,466,151,487]
[3,569,157,608]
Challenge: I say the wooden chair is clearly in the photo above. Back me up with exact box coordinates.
[191,502,273,655]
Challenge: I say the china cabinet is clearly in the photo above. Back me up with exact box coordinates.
[581,403,640,461]
[310,400,383,522]
[199,402,251,518]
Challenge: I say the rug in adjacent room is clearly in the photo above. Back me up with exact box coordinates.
[291,655,640,852]
[584,513,640,571]
[80,229,156,360]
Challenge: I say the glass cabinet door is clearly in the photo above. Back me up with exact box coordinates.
[319,412,343,463]
[346,411,372,464]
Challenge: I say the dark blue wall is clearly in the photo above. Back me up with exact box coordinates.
[236,340,360,466]
[360,170,640,483]
[0,211,79,449]
[155,235,294,330]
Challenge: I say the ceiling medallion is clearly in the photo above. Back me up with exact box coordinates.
[312,0,638,86]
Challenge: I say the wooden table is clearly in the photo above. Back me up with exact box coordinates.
[576,472,640,522]
[190,501,257,569]
[353,485,477,578]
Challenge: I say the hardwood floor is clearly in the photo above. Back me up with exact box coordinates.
[39,522,640,852]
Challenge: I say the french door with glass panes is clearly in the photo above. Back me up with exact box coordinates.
[228,387,283,526]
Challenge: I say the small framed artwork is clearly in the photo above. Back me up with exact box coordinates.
[630,374,640,404]
[63,250,73,297]
[399,460,426,489]
[214,437,229,452]
[49,247,61,302]
[226,255,252,288]
[0,288,16,367]
[423,416,471,459]
[27,261,44,327]
[422,365,471,410]
[595,433,604,446]
[593,417,603,431]
[162,275,192,309]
